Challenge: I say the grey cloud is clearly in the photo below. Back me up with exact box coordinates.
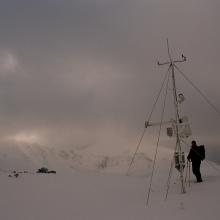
[0,0,219,160]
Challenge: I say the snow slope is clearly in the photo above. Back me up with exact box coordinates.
[0,142,220,220]
[0,140,155,174]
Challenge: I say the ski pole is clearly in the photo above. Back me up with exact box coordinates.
[188,161,191,187]
[185,160,189,183]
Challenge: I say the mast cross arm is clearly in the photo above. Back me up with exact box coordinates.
[173,59,186,64]
[157,61,171,66]
[158,55,186,66]
[145,120,174,128]
[145,118,191,128]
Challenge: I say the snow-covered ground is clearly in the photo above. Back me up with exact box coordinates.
[0,142,220,220]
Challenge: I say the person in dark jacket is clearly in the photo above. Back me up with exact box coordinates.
[187,140,203,182]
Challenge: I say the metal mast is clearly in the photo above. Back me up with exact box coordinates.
[158,39,186,193]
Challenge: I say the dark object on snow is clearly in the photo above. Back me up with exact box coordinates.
[8,172,19,178]
[37,167,49,173]
[48,170,56,174]
[187,141,204,182]
[37,167,56,174]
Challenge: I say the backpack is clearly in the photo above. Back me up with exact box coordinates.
[197,145,205,160]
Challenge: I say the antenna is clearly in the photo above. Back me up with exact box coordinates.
[129,39,220,205]
[158,39,187,194]
[128,39,190,205]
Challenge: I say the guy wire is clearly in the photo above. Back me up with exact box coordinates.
[126,66,171,176]
[174,64,220,117]
[146,68,171,206]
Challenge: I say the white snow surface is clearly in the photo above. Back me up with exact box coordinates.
[0,142,220,220]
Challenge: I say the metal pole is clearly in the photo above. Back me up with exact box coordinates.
[185,160,188,183]
[171,64,186,194]
[188,161,191,187]
[158,39,187,194]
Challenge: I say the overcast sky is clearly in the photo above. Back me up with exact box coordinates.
[0,0,220,160]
